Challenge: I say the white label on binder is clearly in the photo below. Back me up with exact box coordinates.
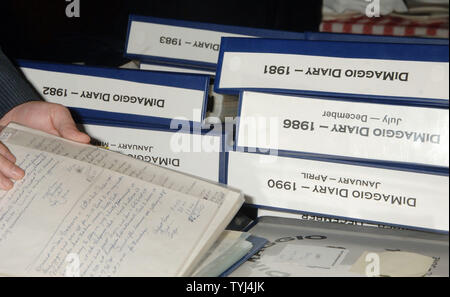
[227,151,449,232]
[237,91,449,167]
[21,67,205,122]
[140,63,216,76]
[219,52,449,100]
[82,124,221,182]
[127,21,253,64]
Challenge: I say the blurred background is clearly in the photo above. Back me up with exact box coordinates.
[0,0,322,66]
[0,0,447,66]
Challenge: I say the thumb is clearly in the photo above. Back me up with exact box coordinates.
[59,123,91,144]
[52,106,91,144]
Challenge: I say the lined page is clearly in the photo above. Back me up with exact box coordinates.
[0,123,243,276]
[2,124,238,203]
[0,145,218,276]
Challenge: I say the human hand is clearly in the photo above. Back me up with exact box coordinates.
[0,141,24,191]
[0,101,90,190]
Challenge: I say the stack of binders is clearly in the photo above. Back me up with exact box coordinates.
[17,60,230,184]
[123,15,306,122]
[122,17,449,275]
[14,17,313,277]
[124,15,306,73]
[17,14,449,276]
[16,15,307,185]
[213,35,449,234]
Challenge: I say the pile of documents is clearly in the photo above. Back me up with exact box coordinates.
[0,123,267,277]
[12,14,449,277]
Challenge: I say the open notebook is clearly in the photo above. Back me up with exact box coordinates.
[0,123,247,277]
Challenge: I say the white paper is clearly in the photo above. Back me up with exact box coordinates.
[218,52,449,100]
[140,63,216,76]
[127,21,255,64]
[0,145,218,277]
[0,124,244,276]
[237,91,449,167]
[81,124,222,182]
[227,151,449,232]
[21,67,206,122]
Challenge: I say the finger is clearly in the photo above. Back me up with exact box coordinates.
[0,153,25,182]
[51,105,91,144]
[0,173,14,191]
[0,142,16,163]
[62,126,91,144]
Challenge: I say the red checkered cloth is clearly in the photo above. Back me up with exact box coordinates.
[320,15,449,38]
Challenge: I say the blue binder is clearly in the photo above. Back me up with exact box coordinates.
[76,118,229,184]
[224,149,449,234]
[19,60,211,128]
[214,37,449,106]
[124,15,305,70]
[234,91,449,174]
